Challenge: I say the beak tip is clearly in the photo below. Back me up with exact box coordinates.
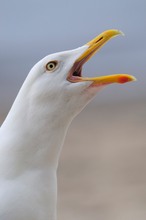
[117,75,137,84]
[110,29,125,38]
[118,30,125,37]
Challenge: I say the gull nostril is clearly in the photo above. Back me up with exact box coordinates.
[95,36,103,43]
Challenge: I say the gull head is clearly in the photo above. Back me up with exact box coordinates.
[27,29,136,120]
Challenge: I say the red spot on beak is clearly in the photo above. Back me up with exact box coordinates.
[118,76,129,84]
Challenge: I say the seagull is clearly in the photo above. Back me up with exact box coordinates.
[0,30,135,220]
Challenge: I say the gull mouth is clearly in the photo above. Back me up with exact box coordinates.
[72,67,82,78]
[68,62,83,81]
[67,29,136,85]
[67,47,99,83]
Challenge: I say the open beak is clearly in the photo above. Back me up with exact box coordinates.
[67,29,136,85]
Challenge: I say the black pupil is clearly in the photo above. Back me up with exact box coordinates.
[50,64,54,68]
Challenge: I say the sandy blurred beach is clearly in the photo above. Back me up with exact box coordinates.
[58,99,146,220]
[1,99,146,220]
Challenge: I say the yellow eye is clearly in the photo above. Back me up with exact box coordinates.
[46,61,58,71]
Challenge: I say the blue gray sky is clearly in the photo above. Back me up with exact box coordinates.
[0,0,146,112]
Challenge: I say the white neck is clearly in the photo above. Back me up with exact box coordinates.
[0,83,72,220]
[0,102,71,173]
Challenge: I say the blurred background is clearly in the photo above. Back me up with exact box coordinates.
[0,0,146,219]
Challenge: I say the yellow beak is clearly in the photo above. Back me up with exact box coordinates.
[70,29,136,85]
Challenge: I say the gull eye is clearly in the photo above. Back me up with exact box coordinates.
[46,61,58,71]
